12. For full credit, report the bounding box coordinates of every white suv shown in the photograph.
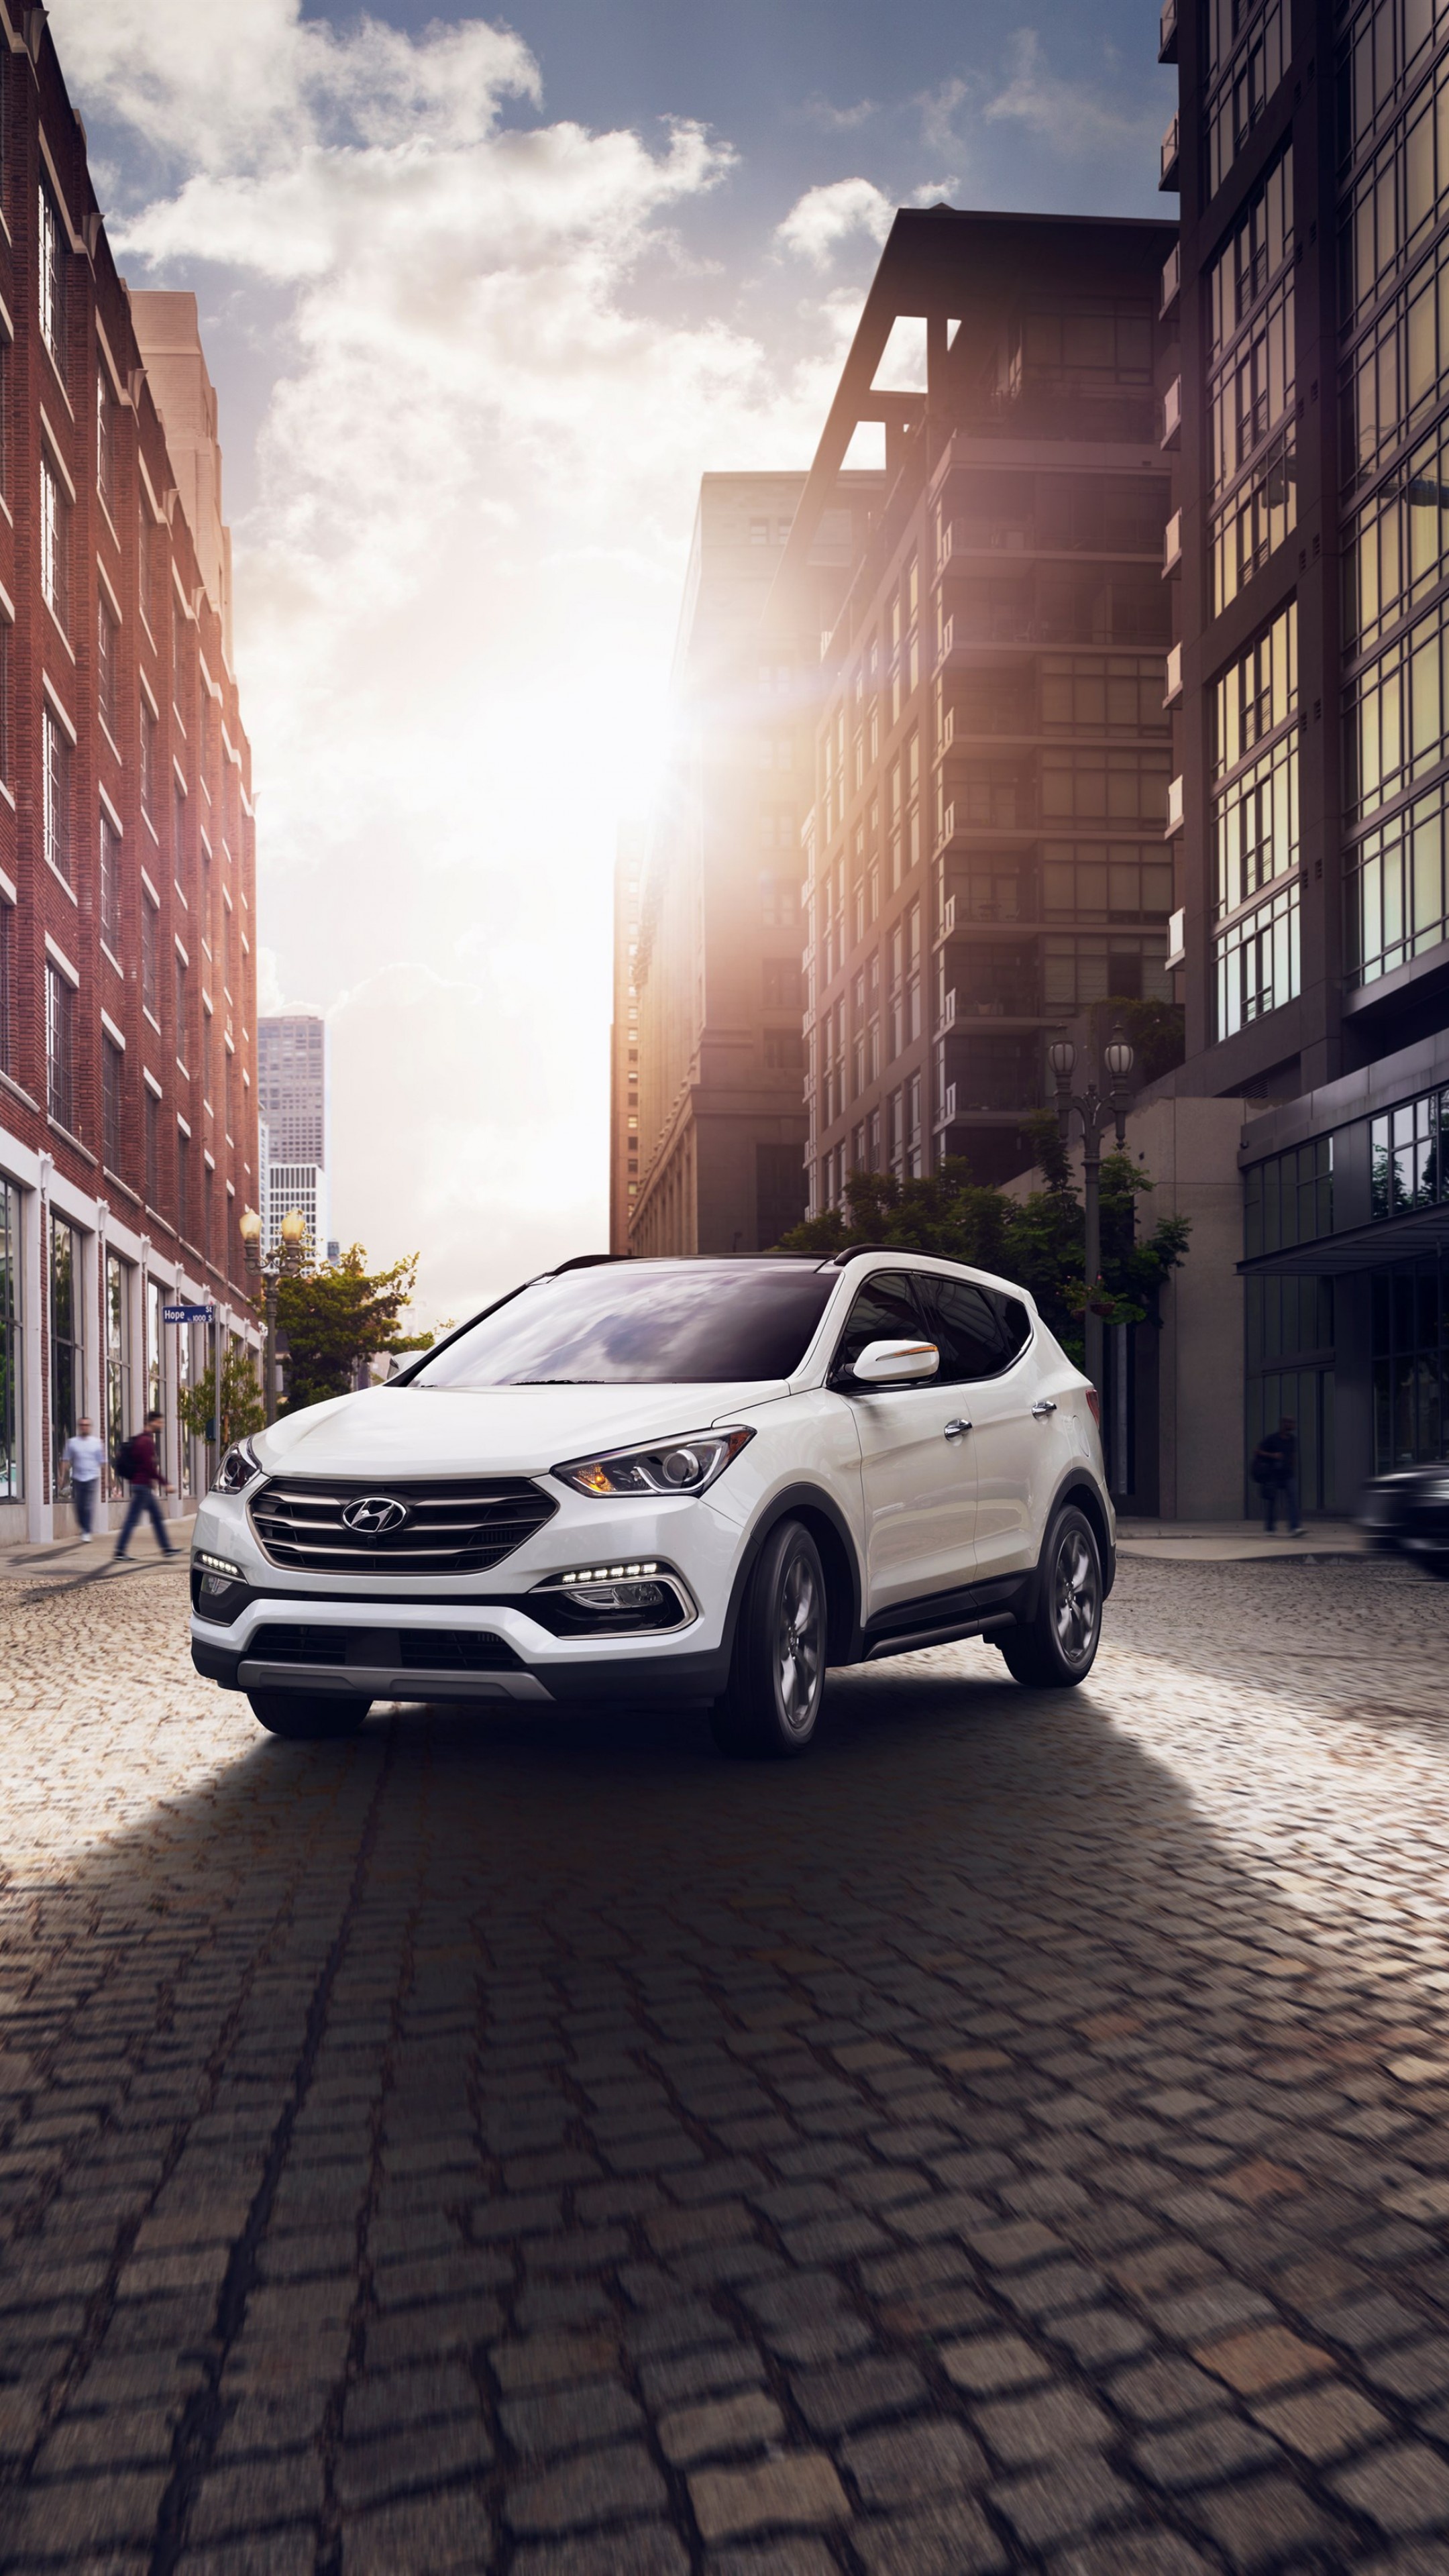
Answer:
[190,1252,1114,1758]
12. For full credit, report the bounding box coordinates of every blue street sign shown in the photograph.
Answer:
[164,1303,213,1324]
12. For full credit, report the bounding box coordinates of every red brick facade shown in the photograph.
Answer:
[0,9,258,1538]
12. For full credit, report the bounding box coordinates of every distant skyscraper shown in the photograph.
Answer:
[258,1015,330,1255]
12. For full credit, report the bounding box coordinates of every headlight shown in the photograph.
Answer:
[552,1426,754,1499]
[213,1441,262,1495]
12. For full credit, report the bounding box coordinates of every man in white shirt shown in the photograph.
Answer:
[62,1417,106,1538]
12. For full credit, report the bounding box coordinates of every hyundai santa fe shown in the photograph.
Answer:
[190,1250,1114,1758]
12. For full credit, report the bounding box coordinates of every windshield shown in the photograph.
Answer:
[408,1263,837,1388]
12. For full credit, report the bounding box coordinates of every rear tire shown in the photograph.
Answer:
[710,1519,826,1760]
[998,1505,1103,1689]
[248,1692,370,1740]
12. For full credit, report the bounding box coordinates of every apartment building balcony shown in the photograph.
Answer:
[1160,243,1181,315]
[1163,508,1182,574]
[1164,641,1183,704]
[1160,113,1179,191]
[1161,376,1182,449]
[1159,0,1178,63]
[937,991,1046,1034]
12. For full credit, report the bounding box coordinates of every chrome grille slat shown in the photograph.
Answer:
[249,1474,557,1576]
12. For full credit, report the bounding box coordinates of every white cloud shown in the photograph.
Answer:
[53,1,856,1326]
[775,176,895,269]
[983,30,1157,156]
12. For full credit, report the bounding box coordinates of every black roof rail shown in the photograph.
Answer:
[830,1243,918,1265]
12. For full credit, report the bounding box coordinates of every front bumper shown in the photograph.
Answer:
[189,1486,748,1708]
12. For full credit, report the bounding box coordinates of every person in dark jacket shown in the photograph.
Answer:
[1252,1415,1303,1536]
[113,1413,176,1560]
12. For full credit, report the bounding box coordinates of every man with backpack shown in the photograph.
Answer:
[1252,1415,1303,1536]
[113,1413,176,1560]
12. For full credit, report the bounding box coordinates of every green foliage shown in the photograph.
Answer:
[178,1342,266,1447]
[276,1245,431,1414]
[774,1134,1190,1366]
[1089,996,1185,1088]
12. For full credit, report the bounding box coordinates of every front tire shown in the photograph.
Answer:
[248,1692,370,1740]
[998,1505,1103,1688]
[710,1519,826,1760]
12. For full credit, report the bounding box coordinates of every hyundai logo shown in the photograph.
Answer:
[341,1495,411,1536]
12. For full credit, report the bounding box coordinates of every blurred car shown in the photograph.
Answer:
[1356,1466,1449,1574]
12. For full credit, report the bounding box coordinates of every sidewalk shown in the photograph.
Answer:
[1117,1516,1368,1562]
[0,1515,196,1580]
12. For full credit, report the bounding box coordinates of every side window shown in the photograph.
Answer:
[833,1272,925,1375]
[985,1289,1032,1362]
[918,1276,1008,1383]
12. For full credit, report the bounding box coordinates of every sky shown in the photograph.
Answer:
[53,0,1174,1332]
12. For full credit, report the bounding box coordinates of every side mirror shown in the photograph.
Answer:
[851,1338,940,1387]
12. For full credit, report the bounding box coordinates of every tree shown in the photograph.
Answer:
[275,1246,432,1414]
[178,1342,266,1448]
[774,1122,1189,1366]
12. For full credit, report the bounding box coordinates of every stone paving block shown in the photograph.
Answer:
[1187,2471,1346,2571]
[840,2417,988,2504]
[989,2453,1137,2549]
[790,2356,928,2435]
[1250,2377,1391,2462]
[971,2384,1113,2468]
[1049,2536,1216,2575]
[341,2479,494,2573]
[343,2365,480,2440]
[689,2451,850,2543]
[1133,2410,1283,2491]
[506,2443,668,2536]
[1332,2443,1449,2534]
[1044,2304,1152,2366]
[706,2545,841,2576]
[490,2334,619,2394]
[658,2390,784,2465]
[939,2332,1053,2396]
[335,2416,494,2511]
[501,2381,644,2459]
[852,2495,1008,2574]
[177,2537,318,2576]
[1192,2322,1334,2395]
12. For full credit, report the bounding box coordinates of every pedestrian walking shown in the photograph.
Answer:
[113,1412,176,1560]
[60,1416,105,1538]
[1251,1414,1303,1535]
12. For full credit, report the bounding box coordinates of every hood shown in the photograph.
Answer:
[252,1381,788,1479]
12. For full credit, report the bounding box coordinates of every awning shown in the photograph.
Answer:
[1238,1201,1449,1277]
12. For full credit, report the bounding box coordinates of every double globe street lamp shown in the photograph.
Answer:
[1048,1028,1136,1402]
[238,1204,308,1426]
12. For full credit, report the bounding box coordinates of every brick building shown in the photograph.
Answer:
[608,825,643,1251]
[0,10,258,1541]
[771,207,1179,1212]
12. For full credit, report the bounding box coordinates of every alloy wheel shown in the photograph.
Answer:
[775,1550,822,1735]
[1052,1525,1100,1668]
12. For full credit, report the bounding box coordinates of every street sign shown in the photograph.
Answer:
[164,1303,213,1324]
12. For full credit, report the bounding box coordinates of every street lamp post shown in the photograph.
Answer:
[238,1206,308,1427]
[1049,1029,1136,1405]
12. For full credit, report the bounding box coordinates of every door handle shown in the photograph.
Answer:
[1030,1399,1057,1418]
[943,1417,971,1439]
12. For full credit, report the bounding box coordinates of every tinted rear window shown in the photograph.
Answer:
[409,1265,837,1388]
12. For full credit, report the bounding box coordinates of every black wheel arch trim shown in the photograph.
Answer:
[720,1483,865,1671]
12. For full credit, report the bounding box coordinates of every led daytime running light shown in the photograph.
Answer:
[560,1561,660,1585]
[195,1550,245,1581]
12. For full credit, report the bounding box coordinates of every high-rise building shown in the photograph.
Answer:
[0,18,259,1540]
[608,826,643,1251]
[776,209,1178,1212]
[625,473,875,1256]
[1157,0,1449,1510]
[258,1014,329,1256]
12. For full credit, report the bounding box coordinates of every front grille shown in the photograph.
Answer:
[247,1623,521,1672]
[248,1476,557,1576]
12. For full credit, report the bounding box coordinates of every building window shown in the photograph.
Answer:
[40,451,70,634]
[1347,588,1449,825]
[1206,0,1287,197]
[97,594,118,738]
[1346,225,1449,492]
[46,963,74,1132]
[1348,774,1449,986]
[1216,878,1301,1037]
[105,1250,131,1493]
[100,810,122,957]
[0,616,9,787]
[42,707,72,884]
[38,180,66,378]
[0,1177,21,1501]
[172,596,186,710]
[140,699,157,819]
[0,898,11,1078]
[763,1030,804,1071]
[1370,1089,1449,1220]
[50,1214,80,1485]
[175,951,188,1069]
[762,959,802,1008]
[177,1128,189,1243]
[96,366,116,513]
[146,1276,164,1417]
[145,1089,160,1207]
[759,872,800,924]
[173,774,186,874]
[0,331,9,503]
[142,895,160,1022]
[1040,748,1171,824]
[1343,0,1445,180]
[103,1036,124,1173]
[1040,843,1175,920]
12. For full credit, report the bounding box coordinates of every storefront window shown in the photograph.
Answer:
[50,1216,81,1487]
[0,1179,20,1500]
[1373,1258,1449,1467]
[105,1252,131,1496]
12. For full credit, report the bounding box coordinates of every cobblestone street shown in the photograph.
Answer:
[6,1556,1449,2573]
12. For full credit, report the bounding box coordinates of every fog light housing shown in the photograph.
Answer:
[527,1562,695,1637]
